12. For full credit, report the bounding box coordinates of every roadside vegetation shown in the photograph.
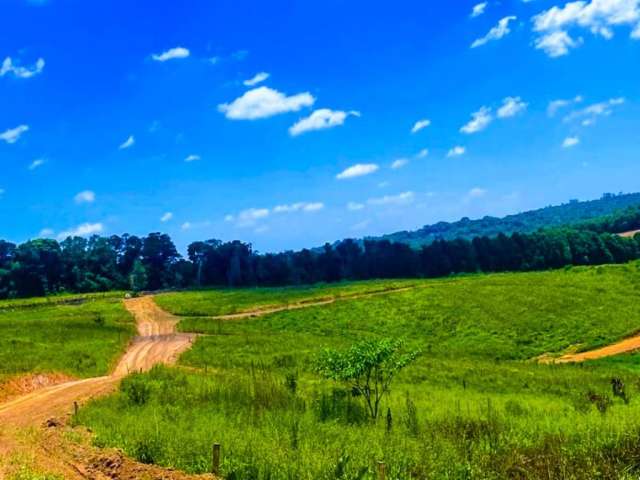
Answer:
[0,292,134,384]
[77,263,640,479]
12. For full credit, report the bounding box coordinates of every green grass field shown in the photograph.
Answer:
[0,292,135,383]
[71,262,640,478]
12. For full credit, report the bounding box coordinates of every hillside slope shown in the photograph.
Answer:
[376,192,640,248]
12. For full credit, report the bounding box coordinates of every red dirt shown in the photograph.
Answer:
[0,296,207,479]
[554,333,640,363]
[618,229,640,238]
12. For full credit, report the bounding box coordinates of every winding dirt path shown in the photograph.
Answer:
[210,285,418,320]
[554,333,640,363]
[0,297,195,427]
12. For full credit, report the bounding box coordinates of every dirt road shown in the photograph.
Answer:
[0,296,195,427]
[211,285,418,320]
[554,333,640,363]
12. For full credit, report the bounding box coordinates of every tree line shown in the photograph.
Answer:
[1,207,640,299]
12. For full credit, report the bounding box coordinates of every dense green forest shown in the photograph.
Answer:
[1,199,640,299]
[378,192,640,247]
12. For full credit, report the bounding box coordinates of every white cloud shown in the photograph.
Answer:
[562,136,580,147]
[416,148,429,158]
[289,109,360,136]
[57,222,103,239]
[468,187,488,198]
[535,30,582,56]
[28,158,45,170]
[411,119,431,133]
[532,0,640,57]
[460,107,493,134]
[0,57,45,78]
[119,135,135,150]
[160,212,173,222]
[471,2,488,17]
[74,190,96,204]
[447,146,466,157]
[391,158,409,169]
[347,201,365,211]
[39,228,54,237]
[563,97,625,124]
[181,222,192,230]
[243,72,270,86]
[0,125,29,144]
[497,96,528,118]
[152,47,190,62]
[471,16,517,48]
[233,208,270,228]
[185,154,201,162]
[368,191,415,206]
[548,95,583,116]
[273,202,324,213]
[218,86,315,120]
[336,163,379,180]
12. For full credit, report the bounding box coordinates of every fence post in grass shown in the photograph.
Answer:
[212,443,221,475]
[73,401,78,416]
[377,461,386,480]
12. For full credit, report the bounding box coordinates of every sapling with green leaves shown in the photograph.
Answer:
[315,338,420,419]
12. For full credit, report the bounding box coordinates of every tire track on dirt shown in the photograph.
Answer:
[0,296,195,426]
[209,285,420,320]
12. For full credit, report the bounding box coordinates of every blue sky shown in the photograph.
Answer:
[1,0,639,253]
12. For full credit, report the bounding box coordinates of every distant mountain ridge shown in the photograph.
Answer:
[373,192,640,248]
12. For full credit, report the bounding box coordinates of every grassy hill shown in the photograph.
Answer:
[78,262,640,479]
[376,192,640,248]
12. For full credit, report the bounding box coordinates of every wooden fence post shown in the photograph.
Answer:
[377,461,386,480]
[73,401,78,416]
[212,443,221,475]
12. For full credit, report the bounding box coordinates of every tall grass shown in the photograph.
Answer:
[78,263,640,478]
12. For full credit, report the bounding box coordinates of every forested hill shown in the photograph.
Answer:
[376,192,640,248]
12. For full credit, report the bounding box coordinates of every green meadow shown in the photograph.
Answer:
[68,262,640,478]
[0,292,134,383]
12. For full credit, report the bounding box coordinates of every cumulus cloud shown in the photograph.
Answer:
[289,109,360,136]
[368,191,415,206]
[225,208,270,228]
[119,135,135,150]
[471,2,488,17]
[0,125,29,144]
[218,86,315,120]
[243,72,270,86]
[497,96,528,118]
[447,146,466,157]
[74,190,96,204]
[532,0,640,57]
[467,187,488,198]
[562,136,580,147]
[548,95,583,116]
[160,212,173,222]
[416,148,429,158]
[411,119,431,133]
[28,158,45,170]
[391,158,409,169]
[185,154,201,162]
[347,202,365,211]
[39,228,54,237]
[471,16,517,48]
[460,107,493,134]
[336,163,379,180]
[563,97,625,124]
[273,202,324,213]
[57,222,103,240]
[152,47,190,62]
[0,57,45,78]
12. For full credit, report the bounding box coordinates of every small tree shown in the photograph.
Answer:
[315,339,420,419]
[129,259,148,292]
